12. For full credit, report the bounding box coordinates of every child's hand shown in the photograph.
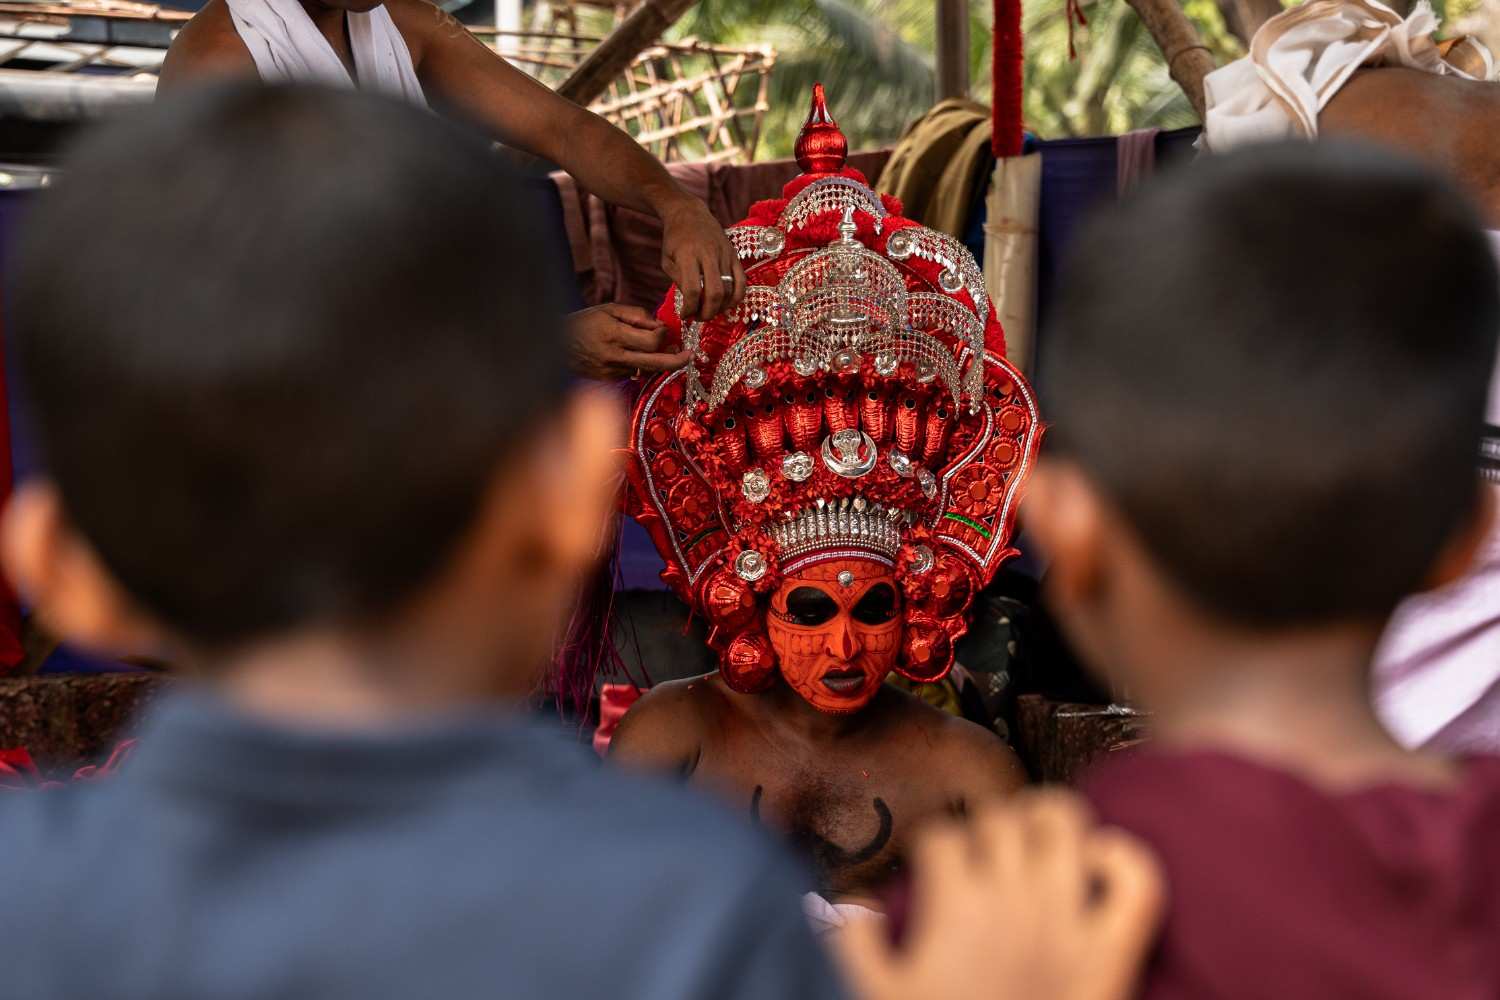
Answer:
[831,790,1165,1000]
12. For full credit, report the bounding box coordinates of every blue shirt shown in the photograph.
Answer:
[0,692,847,1000]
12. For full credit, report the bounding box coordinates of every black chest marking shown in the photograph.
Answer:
[751,784,895,890]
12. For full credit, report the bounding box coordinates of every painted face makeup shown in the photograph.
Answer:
[766,557,902,714]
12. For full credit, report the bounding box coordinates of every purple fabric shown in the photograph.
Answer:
[1116,127,1162,196]
[1087,748,1500,999]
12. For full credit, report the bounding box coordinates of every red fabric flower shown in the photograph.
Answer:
[950,464,1004,520]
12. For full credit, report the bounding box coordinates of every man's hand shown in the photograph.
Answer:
[659,196,745,322]
[832,791,1165,1000]
[568,303,691,382]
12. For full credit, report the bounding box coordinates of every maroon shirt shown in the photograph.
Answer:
[1083,749,1500,999]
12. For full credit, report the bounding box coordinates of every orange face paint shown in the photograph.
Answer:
[766,557,901,714]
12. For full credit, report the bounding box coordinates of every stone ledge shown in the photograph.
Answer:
[1014,694,1149,784]
[0,672,167,771]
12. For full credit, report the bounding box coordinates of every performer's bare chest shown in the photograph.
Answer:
[690,727,957,899]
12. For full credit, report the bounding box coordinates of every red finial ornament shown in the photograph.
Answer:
[794,83,848,174]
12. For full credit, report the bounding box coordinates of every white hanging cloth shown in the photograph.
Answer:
[225,0,427,107]
[1202,0,1492,152]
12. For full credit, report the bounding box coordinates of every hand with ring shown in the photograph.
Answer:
[657,193,746,321]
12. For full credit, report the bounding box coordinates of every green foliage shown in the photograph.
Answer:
[604,0,1253,156]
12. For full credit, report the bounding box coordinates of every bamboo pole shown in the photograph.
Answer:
[1122,0,1216,121]
[557,0,700,107]
[936,0,971,99]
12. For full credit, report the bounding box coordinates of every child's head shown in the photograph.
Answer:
[5,85,622,687]
[1026,142,1499,693]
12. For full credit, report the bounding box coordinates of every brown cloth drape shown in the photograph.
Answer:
[551,150,892,311]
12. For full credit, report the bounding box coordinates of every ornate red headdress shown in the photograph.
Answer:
[624,85,1041,693]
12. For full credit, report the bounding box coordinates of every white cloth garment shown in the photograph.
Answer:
[1202,0,1492,152]
[225,0,426,106]
[801,892,883,935]
[1370,232,1500,752]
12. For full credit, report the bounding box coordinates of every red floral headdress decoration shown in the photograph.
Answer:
[624,85,1040,693]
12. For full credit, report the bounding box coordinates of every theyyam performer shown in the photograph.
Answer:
[611,86,1037,931]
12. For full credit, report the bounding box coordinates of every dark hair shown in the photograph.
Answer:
[1043,141,1499,626]
[12,84,570,645]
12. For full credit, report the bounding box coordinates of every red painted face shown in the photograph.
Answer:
[766,558,902,714]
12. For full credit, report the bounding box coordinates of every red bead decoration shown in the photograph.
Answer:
[794,83,848,174]
[713,412,748,475]
[928,555,974,619]
[898,615,954,682]
[824,381,859,434]
[786,387,824,451]
[747,401,784,458]
[920,403,952,465]
[894,392,922,454]
[861,387,891,443]
[721,629,778,693]
[701,565,760,633]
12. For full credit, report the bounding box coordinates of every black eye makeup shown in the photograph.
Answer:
[783,586,839,626]
[851,583,899,625]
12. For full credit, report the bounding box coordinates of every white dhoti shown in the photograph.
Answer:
[225,0,426,106]
[1201,0,1493,153]
[801,892,884,936]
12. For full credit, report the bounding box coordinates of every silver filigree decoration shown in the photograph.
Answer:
[686,175,993,416]
[743,365,767,390]
[780,176,887,235]
[735,549,768,582]
[909,544,935,575]
[770,497,905,563]
[885,228,916,260]
[822,429,878,479]
[782,451,814,482]
[742,468,770,503]
[728,225,787,261]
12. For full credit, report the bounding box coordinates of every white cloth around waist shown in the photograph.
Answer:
[1202,0,1493,152]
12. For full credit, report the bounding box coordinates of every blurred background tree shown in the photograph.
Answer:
[561,0,1246,155]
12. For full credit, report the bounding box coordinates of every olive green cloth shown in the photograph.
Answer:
[875,99,993,239]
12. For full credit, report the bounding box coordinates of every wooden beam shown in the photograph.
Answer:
[557,0,701,107]
[936,0,971,99]
[1215,0,1280,45]
[1123,0,1216,121]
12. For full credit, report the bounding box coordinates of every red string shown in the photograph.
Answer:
[1066,0,1090,61]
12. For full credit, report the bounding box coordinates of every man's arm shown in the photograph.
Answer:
[608,677,710,775]
[157,0,259,91]
[387,0,744,320]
